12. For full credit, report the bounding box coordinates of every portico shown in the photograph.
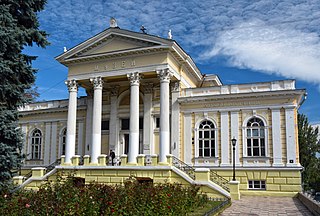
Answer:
[64,68,174,165]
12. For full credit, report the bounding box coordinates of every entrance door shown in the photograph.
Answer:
[124,134,129,155]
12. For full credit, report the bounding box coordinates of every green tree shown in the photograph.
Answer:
[0,0,48,190]
[298,113,320,191]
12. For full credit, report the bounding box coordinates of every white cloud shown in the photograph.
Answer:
[38,0,320,85]
[202,20,320,84]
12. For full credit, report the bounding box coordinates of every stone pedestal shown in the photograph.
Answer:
[195,168,210,181]
[71,155,80,166]
[120,154,128,166]
[229,180,241,200]
[151,154,158,166]
[98,154,107,166]
[137,154,145,166]
[31,167,46,178]
[13,176,24,185]
[83,155,90,166]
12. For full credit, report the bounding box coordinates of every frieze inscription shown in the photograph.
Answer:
[203,101,260,108]
[94,58,136,71]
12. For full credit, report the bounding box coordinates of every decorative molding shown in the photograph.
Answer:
[110,85,120,96]
[127,72,142,86]
[143,83,154,94]
[90,76,104,89]
[65,79,78,92]
[157,68,173,83]
[171,81,180,92]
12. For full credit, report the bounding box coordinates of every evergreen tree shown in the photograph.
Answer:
[298,113,320,191]
[0,0,48,190]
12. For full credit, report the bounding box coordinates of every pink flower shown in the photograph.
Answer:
[25,203,31,208]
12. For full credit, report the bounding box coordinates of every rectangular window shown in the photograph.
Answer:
[101,120,109,130]
[248,180,266,190]
[121,119,130,130]
[155,117,160,128]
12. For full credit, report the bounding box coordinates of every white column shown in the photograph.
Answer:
[65,79,78,164]
[50,122,57,163]
[230,111,240,165]
[171,82,180,158]
[184,113,192,164]
[109,86,119,154]
[220,111,230,166]
[157,69,173,164]
[272,109,284,166]
[285,108,298,166]
[127,72,141,164]
[90,76,103,164]
[143,83,153,154]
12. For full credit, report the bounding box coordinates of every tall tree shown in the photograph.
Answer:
[0,0,49,190]
[298,113,320,191]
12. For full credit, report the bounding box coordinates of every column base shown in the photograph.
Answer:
[126,162,138,166]
[158,161,169,166]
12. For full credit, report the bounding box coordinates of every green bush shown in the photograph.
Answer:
[0,175,211,215]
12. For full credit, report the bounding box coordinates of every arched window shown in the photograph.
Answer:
[31,129,42,159]
[246,117,266,156]
[198,120,215,157]
[61,128,67,156]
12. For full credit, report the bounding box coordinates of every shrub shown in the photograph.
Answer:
[0,174,211,215]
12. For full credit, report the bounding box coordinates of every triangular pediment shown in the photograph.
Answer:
[56,28,173,63]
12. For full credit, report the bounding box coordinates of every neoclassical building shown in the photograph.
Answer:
[18,20,306,198]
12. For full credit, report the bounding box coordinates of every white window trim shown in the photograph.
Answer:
[59,127,67,157]
[242,115,270,166]
[194,118,219,166]
[248,180,266,190]
[28,128,43,160]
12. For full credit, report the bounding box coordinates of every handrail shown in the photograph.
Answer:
[23,158,61,182]
[210,170,230,192]
[172,156,195,180]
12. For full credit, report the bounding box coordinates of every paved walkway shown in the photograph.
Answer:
[220,196,313,216]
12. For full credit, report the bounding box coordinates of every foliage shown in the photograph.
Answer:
[0,0,49,190]
[298,113,320,191]
[0,175,215,215]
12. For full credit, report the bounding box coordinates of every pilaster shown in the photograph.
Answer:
[230,111,240,165]
[44,122,51,165]
[285,108,297,166]
[220,111,230,166]
[50,122,57,163]
[143,83,153,154]
[272,109,284,166]
[171,81,180,158]
[184,113,192,164]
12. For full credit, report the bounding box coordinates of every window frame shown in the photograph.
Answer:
[60,127,67,156]
[243,116,268,157]
[195,118,218,158]
[248,180,266,190]
[30,128,42,160]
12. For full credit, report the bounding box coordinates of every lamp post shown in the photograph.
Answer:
[231,138,237,181]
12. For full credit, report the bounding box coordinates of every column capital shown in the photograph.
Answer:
[127,72,141,86]
[157,68,173,83]
[65,79,78,92]
[90,76,104,89]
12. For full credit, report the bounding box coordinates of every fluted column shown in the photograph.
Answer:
[157,69,173,164]
[90,76,103,164]
[65,79,78,164]
[127,72,141,164]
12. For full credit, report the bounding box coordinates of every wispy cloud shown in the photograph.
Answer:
[39,0,320,86]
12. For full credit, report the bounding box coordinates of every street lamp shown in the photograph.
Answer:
[231,138,237,181]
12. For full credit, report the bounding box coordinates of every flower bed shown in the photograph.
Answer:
[0,175,222,215]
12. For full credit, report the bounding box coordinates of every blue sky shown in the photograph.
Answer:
[25,0,320,124]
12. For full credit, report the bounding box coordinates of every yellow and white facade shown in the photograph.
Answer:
[18,21,306,198]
